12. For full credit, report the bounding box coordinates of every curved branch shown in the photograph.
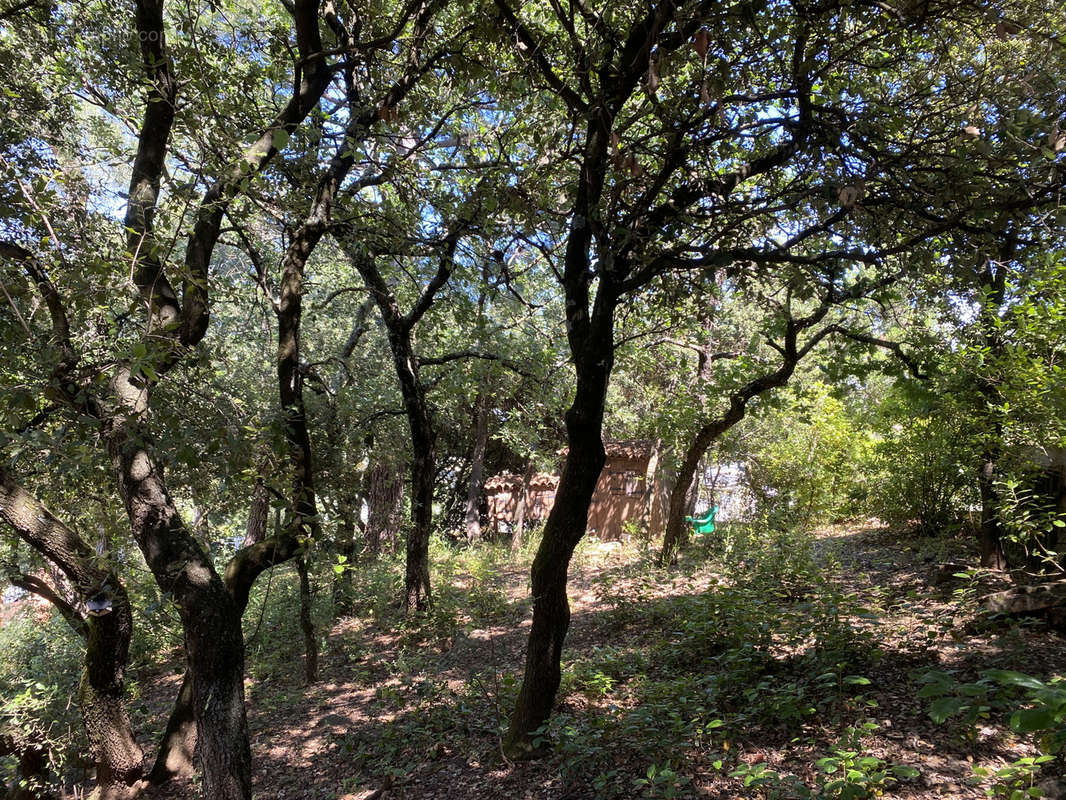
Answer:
[6,571,87,638]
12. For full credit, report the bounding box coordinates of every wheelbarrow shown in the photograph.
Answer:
[685,506,719,536]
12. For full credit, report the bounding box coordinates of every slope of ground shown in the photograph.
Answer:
[139,524,1066,800]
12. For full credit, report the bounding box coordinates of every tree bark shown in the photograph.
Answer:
[407,424,435,612]
[503,92,617,755]
[511,460,534,555]
[242,479,269,548]
[465,393,490,544]
[503,344,613,755]
[148,671,195,784]
[102,382,251,800]
[365,462,403,557]
[0,468,144,797]
[296,553,318,683]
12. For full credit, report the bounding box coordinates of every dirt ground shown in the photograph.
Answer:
[137,526,1066,800]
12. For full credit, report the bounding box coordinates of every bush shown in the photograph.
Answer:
[741,383,874,530]
[865,412,977,535]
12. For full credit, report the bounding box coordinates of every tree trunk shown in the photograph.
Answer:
[365,462,403,557]
[0,469,144,797]
[152,500,300,787]
[660,433,711,564]
[242,479,269,548]
[503,382,610,756]
[406,438,435,612]
[383,324,436,613]
[511,460,534,555]
[79,586,144,798]
[296,553,318,682]
[658,316,826,566]
[978,454,1009,570]
[148,671,195,783]
[465,393,490,544]
[504,106,616,755]
[333,501,358,615]
[345,229,469,612]
[103,384,251,800]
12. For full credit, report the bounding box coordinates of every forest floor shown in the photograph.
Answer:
[138,524,1066,800]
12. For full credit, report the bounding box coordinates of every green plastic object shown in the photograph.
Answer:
[685,506,719,535]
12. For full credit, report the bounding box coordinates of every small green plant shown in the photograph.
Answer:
[631,762,692,798]
[815,724,919,799]
[971,755,1056,799]
[915,669,997,750]
[984,670,1066,754]
[921,668,1066,797]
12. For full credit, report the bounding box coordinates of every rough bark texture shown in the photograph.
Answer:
[148,671,195,783]
[243,479,269,548]
[102,376,251,800]
[406,420,436,613]
[503,341,612,754]
[296,554,319,683]
[365,462,404,556]
[465,393,490,543]
[0,468,144,796]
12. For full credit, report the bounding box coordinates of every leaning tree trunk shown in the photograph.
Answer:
[103,381,251,800]
[660,432,712,564]
[0,469,144,797]
[503,104,618,755]
[659,318,821,566]
[503,368,611,755]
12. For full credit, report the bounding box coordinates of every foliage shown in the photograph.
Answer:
[740,382,875,529]
[864,390,979,536]
[920,667,1066,797]
[0,610,84,788]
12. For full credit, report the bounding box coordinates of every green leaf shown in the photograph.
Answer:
[985,670,1047,691]
[891,765,920,779]
[928,697,966,724]
[1009,708,1055,734]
